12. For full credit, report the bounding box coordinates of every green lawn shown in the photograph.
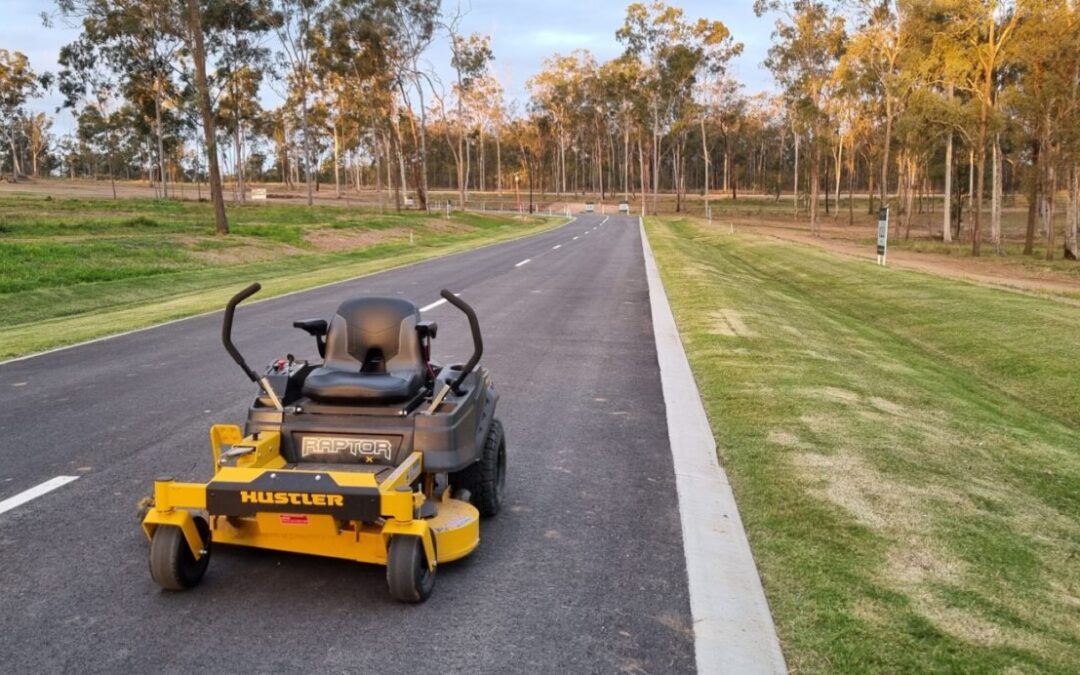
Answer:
[0,194,557,358]
[646,217,1079,673]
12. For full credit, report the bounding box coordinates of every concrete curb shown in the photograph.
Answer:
[639,217,787,674]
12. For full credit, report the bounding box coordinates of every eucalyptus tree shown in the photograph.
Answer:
[1009,0,1080,260]
[207,0,273,203]
[57,0,184,197]
[0,50,47,182]
[928,0,1024,256]
[528,52,585,197]
[448,31,493,203]
[757,0,846,236]
[618,1,742,215]
[57,37,124,196]
[269,0,327,206]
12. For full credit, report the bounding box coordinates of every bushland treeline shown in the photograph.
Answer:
[1,1,1077,258]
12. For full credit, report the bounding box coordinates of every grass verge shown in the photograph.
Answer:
[0,194,559,359]
[646,216,1079,673]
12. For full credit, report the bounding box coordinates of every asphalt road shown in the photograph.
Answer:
[0,214,695,673]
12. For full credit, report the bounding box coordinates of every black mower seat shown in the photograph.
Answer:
[302,297,426,404]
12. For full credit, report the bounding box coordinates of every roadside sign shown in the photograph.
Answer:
[876,206,889,266]
[585,202,595,213]
[250,188,267,201]
[404,197,415,208]
[618,201,630,213]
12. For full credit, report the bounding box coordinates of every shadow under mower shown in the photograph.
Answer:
[141,284,506,603]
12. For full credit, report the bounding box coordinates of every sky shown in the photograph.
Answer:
[3,0,779,135]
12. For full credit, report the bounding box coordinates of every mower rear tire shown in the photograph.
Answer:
[451,418,506,517]
[149,516,211,591]
[387,535,435,603]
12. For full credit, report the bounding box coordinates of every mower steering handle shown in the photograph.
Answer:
[223,282,261,382]
[440,289,483,392]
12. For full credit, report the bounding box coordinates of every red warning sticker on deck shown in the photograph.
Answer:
[279,515,309,525]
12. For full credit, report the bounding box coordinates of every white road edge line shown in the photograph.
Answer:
[552,244,562,250]
[419,292,462,313]
[639,217,787,675]
[419,298,447,312]
[0,476,80,516]
[514,258,532,268]
[0,216,583,368]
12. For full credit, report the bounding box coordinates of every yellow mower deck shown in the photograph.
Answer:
[141,425,479,572]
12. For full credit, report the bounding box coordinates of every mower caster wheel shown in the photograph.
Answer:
[387,535,435,603]
[451,418,506,517]
[149,516,211,591]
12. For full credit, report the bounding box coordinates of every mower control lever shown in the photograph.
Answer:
[439,289,483,394]
[222,282,284,412]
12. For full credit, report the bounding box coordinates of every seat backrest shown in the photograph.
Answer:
[323,297,424,377]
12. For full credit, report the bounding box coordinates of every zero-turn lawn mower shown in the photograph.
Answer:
[141,284,506,602]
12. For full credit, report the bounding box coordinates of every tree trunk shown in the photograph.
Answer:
[7,135,19,182]
[847,140,855,225]
[410,74,430,210]
[186,0,228,234]
[333,121,341,199]
[700,116,709,210]
[834,135,843,213]
[652,109,660,216]
[154,83,168,199]
[810,140,820,236]
[824,151,831,216]
[234,115,244,204]
[1042,156,1057,261]
[943,129,954,242]
[389,112,406,211]
[881,99,893,205]
[1065,163,1079,260]
[971,144,980,255]
[300,75,314,206]
[903,156,916,240]
[638,133,647,216]
[793,132,800,218]
[496,131,502,196]
[868,161,875,215]
[1024,140,1040,255]
[991,134,1003,254]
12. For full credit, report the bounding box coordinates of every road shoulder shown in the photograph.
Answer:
[640,217,787,674]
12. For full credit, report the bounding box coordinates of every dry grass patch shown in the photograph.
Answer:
[304,226,409,251]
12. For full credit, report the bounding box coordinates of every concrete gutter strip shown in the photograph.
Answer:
[640,217,788,675]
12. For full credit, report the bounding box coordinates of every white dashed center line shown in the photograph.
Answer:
[552,244,562,250]
[0,476,80,516]
[573,236,579,240]
[515,258,532,268]
[420,298,447,312]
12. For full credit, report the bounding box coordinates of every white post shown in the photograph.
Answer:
[876,206,889,266]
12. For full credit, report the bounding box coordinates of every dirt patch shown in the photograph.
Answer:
[304,227,408,251]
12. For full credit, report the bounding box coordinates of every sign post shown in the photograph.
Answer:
[876,206,889,266]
